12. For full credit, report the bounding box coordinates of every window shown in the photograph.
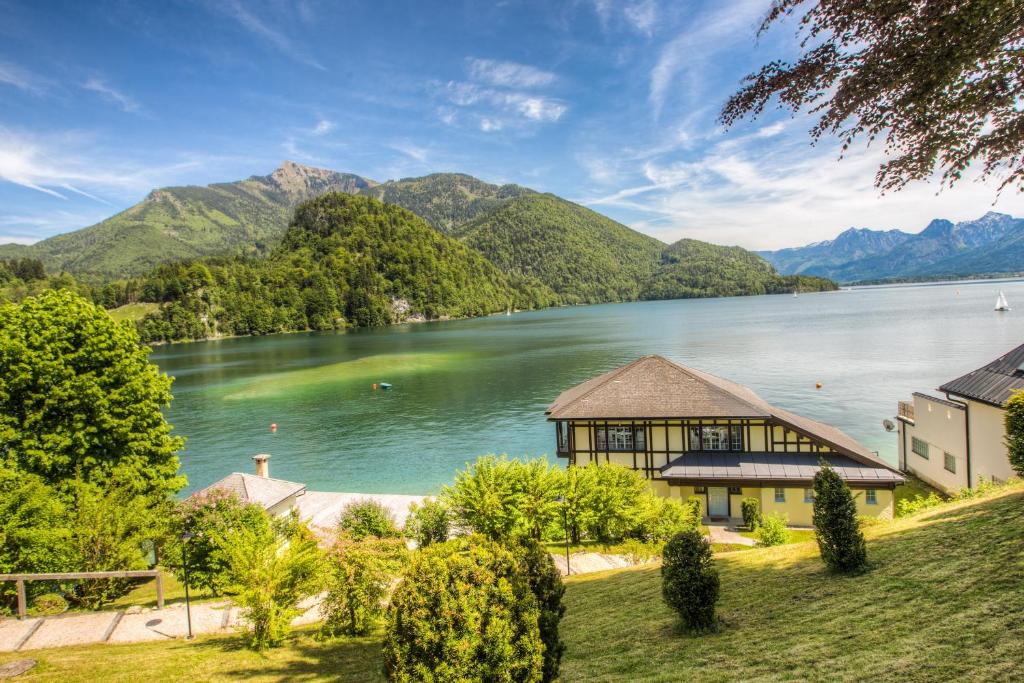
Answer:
[694,486,707,494]
[688,425,744,451]
[944,452,956,474]
[728,486,742,495]
[865,489,877,505]
[774,488,786,503]
[596,426,645,451]
[911,437,929,459]
[556,422,569,452]
[804,488,814,503]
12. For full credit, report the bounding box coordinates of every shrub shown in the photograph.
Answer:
[687,496,703,519]
[740,497,762,530]
[518,540,566,683]
[320,535,407,639]
[755,513,790,547]
[632,494,701,542]
[661,529,720,631]
[222,512,323,650]
[338,499,400,540]
[616,538,664,564]
[895,491,944,517]
[812,462,867,574]
[441,455,525,541]
[404,498,449,547]
[1005,390,1024,477]
[29,592,68,616]
[383,537,543,681]
[581,464,647,543]
[165,489,267,596]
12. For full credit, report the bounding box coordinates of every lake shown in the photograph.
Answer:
[152,279,1024,495]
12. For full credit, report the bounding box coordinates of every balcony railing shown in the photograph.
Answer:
[898,401,915,421]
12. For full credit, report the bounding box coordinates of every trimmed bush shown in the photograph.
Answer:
[1006,390,1024,477]
[741,497,762,530]
[755,513,790,547]
[812,462,867,574]
[29,592,68,616]
[320,535,407,638]
[383,537,543,681]
[404,498,449,547]
[519,540,566,683]
[632,493,701,542]
[661,529,720,631]
[338,499,400,540]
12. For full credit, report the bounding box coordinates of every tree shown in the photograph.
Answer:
[320,534,407,638]
[721,1,1024,193]
[1005,389,1024,477]
[442,455,524,541]
[337,499,400,540]
[812,462,868,574]
[518,540,566,683]
[221,512,323,650]
[404,498,450,547]
[581,463,647,543]
[661,529,720,631]
[383,538,544,682]
[511,458,563,540]
[741,497,762,530]
[0,290,185,496]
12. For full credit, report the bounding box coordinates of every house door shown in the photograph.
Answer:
[708,487,729,517]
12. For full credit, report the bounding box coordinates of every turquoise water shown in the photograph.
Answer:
[152,280,1024,495]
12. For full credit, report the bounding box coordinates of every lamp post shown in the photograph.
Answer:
[555,496,570,576]
[180,530,194,640]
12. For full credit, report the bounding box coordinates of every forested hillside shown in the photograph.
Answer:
[456,193,666,303]
[134,194,554,342]
[641,239,836,300]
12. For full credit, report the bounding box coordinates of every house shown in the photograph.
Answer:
[190,454,306,517]
[546,355,903,525]
[897,342,1023,494]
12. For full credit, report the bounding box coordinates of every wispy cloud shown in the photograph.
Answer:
[0,61,49,95]
[440,80,567,132]
[82,77,140,113]
[310,119,335,136]
[390,141,429,163]
[623,0,657,36]
[466,58,556,88]
[215,0,325,70]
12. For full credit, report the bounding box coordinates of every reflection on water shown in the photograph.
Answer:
[152,279,1024,495]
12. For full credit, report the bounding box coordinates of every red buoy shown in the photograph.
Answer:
[270,423,278,433]
[372,383,377,390]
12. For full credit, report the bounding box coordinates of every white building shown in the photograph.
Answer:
[190,453,306,517]
[897,343,1023,494]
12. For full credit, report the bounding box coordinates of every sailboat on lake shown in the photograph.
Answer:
[995,291,1011,312]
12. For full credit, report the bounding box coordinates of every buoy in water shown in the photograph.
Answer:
[270,423,278,433]
[372,383,377,390]
[815,382,823,389]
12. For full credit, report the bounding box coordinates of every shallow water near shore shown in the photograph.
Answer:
[153,279,1024,495]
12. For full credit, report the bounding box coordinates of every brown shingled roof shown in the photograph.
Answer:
[547,355,898,473]
[191,473,306,511]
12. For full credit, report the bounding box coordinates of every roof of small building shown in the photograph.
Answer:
[191,473,306,511]
[547,355,897,472]
[660,451,904,486]
[938,342,1024,407]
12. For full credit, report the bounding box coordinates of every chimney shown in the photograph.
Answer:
[253,453,270,478]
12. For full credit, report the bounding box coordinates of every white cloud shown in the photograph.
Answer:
[311,119,335,136]
[440,81,567,129]
[391,141,429,162]
[480,118,503,133]
[0,62,48,95]
[624,0,657,36]
[467,58,557,88]
[215,0,325,70]
[82,77,140,113]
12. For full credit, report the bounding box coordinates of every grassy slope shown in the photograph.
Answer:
[4,485,1021,682]
[106,302,160,324]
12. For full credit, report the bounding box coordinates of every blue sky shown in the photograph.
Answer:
[2,0,1023,250]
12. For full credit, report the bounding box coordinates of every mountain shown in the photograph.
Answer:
[760,212,1024,283]
[1,161,376,276]
[135,193,549,342]
[454,193,665,304]
[641,239,836,300]
[364,173,534,233]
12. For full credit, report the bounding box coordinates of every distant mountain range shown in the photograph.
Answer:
[0,161,834,340]
[759,212,1024,283]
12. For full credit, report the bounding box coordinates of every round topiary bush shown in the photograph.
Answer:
[661,528,720,631]
[29,592,68,616]
[384,537,544,681]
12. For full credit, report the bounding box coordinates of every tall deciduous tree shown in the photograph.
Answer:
[721,1,1024,193]
[0,289,185,495]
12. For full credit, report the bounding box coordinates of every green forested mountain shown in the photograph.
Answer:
[641,239,836,300]
[365,173,534,233]
[2,162,377,277]
[134,194,555,342]
[455,194,666,304]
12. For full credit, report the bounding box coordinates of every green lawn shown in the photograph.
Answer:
[107,302,159,324]
[4,483,1021,682]
[737,528,817,544]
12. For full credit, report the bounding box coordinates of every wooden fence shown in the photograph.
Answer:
[0,570,164,618]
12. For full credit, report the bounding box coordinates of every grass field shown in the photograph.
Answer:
[3,483,1021,682]
[107,302,160,323]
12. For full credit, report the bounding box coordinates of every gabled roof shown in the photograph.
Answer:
[547,355,896,472]
[661,451,904,486]
[191,473,306,511]
[939,342,1024,407]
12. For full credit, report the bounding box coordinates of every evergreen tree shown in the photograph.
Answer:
[661,528,720,630]
[812,461,868,574]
